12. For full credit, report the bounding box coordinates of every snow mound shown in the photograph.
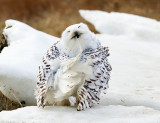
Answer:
[0,20,59,105]
[0,105,160,123]
[79,10,160,42]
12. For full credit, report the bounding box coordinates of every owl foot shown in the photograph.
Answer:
[69,96,76,106]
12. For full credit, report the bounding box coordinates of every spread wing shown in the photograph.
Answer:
[77,46,112,111]
[35,41,60,107]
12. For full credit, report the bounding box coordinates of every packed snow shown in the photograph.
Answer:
[1,106,160,123]
[1,10,160,122]
[79,10,160,42]
[0,20,59,105]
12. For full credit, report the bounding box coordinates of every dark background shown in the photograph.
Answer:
[0,0,160,37]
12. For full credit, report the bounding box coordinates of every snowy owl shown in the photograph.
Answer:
[35,23,112,111]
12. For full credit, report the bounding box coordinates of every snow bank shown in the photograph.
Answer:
[79,10,160,42]
[1,105,160,123]
[0,20,59,105]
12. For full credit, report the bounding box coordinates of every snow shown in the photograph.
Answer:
[79,10,160,42]
[1,106,160,123]
[0,20,59,105]
[98,34,160,110]
[1,10,160,122]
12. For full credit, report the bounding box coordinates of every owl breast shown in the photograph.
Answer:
[48,53,93,104]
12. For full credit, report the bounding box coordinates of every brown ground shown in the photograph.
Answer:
[0,0,160,111]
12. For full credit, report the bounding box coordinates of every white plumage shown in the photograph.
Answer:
[35,23,112,111]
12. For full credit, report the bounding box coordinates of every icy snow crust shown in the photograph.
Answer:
[1,10,160,122]
[0,20,59,105]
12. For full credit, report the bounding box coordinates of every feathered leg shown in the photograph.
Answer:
[35,82,47,108]
[77,87,93,111]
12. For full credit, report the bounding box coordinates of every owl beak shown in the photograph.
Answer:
[74,31,80,38]
[71,31,81,39]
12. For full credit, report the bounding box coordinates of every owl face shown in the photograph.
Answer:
[61,23,92,43]
[61,23,98,56]
[63,23,89,36]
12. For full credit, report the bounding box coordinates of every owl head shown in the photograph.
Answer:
[61,23,99,56]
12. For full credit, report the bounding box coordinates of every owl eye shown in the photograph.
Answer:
[78,25,81,28]
[67,30,70,33]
